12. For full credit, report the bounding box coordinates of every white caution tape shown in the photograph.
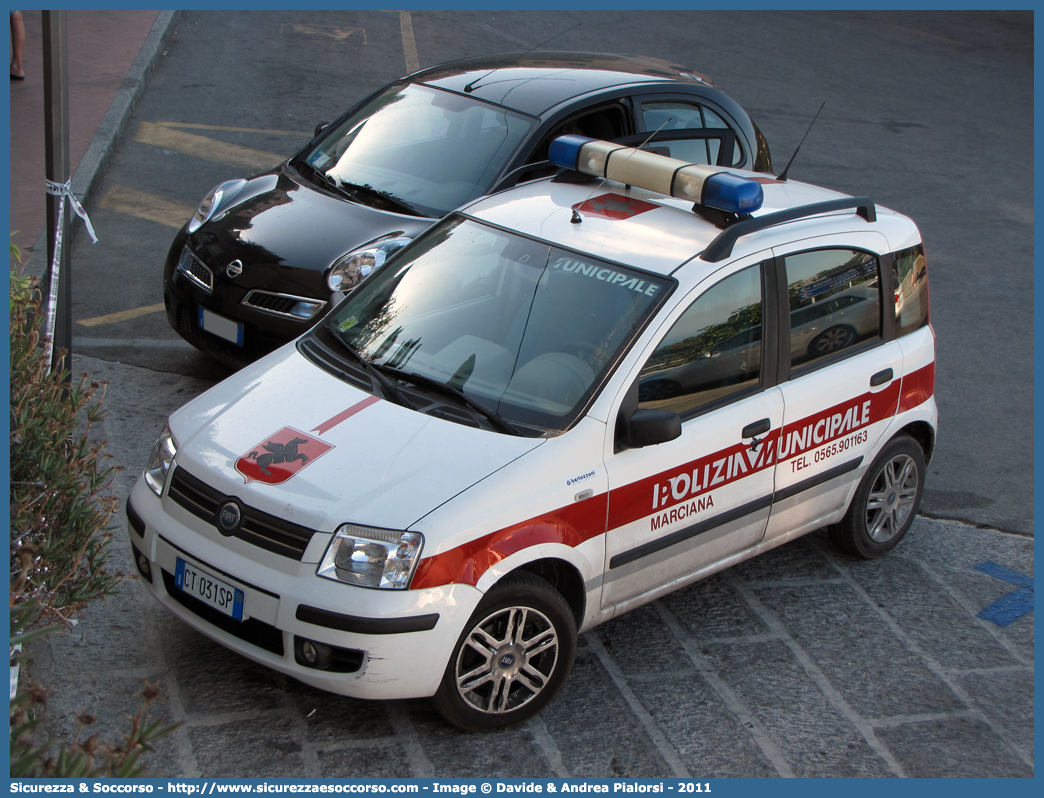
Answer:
[42,179,98,372]
[45,179,98,243]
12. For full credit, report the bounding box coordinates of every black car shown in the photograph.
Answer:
[164,52,773,367]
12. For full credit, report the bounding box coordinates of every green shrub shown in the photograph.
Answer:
[10,270,178,776]
[10,271,121,628]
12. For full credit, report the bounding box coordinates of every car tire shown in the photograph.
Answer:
[832,434,925,559]
[432,572,577,732]
[809,325,856,357]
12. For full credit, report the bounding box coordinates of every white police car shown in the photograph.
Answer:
[128,136,936,731]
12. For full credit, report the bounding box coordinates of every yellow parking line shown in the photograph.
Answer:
[135,121,284,173]
[78,303,166,328]
[399,11,420,74]
[281,22,368,44]
[99,185,193,229]
[160,121,310,138]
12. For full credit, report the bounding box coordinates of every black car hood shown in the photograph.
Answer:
[189,167,433,293]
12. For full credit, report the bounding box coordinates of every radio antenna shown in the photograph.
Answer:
[777,102,825,182]
[465,23,582,93]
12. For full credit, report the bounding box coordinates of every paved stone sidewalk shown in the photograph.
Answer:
[28,355,1033,778]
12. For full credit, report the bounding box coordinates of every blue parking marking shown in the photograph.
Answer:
[974,562,1033,626]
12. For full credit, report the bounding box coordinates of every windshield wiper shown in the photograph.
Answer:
[296,158,353,197]
[374,365,522,436]
[338,181,422,217]
[322,330,415,410]
[296,159,422,216]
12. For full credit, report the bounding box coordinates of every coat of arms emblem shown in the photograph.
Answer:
[235,426,333,485]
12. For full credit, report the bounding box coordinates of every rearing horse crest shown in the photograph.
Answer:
[248,437,310,475]
[235,427,333,485]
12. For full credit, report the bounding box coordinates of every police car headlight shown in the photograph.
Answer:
[317,525,423,590]
[327,235,412,292]
[144,423,177,496]
[187,179,247,233]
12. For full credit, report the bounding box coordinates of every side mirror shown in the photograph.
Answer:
[623,408,681,449]
[313,121,330,138]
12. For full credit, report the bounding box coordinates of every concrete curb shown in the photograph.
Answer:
[26,10,181,279]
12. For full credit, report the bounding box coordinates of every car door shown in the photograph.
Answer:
[601,255,784,613]
[764,234,905,544]
[503,101,638,189]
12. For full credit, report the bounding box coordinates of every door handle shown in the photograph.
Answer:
[870,368,893,387]
[742,418,771,439]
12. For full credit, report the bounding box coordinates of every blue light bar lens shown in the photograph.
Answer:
[548,135,594,171]
[702,173,764,214]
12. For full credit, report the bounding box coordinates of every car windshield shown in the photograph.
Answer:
[300,83,536,218]
[324,218,673,433]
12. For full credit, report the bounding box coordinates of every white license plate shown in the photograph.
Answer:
[174,557,245,621]
[198,307,243,346]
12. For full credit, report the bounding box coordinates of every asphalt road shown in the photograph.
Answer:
[35,10,1033,779]
[66,10,1033,536]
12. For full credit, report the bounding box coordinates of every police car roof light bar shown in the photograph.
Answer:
[700,197,877,263]
[548,135,764,216]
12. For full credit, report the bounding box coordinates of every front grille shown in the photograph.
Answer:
[162,569,284,656]
[242,290,324,320]
[178,247,214,291]
[168,467,316,560]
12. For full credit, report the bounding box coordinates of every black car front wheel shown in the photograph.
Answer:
[433,573,576,732]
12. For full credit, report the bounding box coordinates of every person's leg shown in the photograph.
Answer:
[11,11,25,79]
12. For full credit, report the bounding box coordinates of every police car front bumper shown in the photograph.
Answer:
[126,477,481,701]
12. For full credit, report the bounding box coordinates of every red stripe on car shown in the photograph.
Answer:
[312,395,381,435]
[410,493,608,590]
[898,362,935,414]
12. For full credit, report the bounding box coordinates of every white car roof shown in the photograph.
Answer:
[462,170,917,281]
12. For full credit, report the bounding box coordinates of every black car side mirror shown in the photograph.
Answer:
[623,408,681,449]
[313,121,330,138]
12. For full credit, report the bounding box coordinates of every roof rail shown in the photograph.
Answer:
[700,197,877,263]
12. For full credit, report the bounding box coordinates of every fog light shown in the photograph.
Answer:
[131,543,153,583]
[302,641,318,664]
[288,300,323,319]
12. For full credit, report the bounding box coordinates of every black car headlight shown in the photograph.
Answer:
[144,423,177,496]
[327,235,412,292]
[317,524,423,590]
[187,179,247,233]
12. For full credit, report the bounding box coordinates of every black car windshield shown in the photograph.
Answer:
[301,84,536,218]
[324,218,672,433]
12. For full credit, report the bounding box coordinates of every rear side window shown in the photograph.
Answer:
[892,244,929,337]
[640,101,743,167]
[783,249,882,370]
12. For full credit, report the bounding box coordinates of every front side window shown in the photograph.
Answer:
[784,249,881,370]
[325,218,672,432]
[300,84,536,218]
[637,264,763,416]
